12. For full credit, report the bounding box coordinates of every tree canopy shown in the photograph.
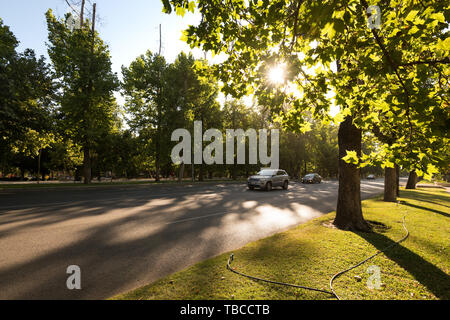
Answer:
[162,0,449,175]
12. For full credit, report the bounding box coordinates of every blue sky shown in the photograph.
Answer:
[0,0,202,76]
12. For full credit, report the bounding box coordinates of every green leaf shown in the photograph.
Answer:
[180,30,189,42]
[405,10,419,22]
[408,26,420,35]
[430,12,445,23]
[436,38,450,51]
[188,1,196,13]
[342,150,359,165]
[176,7,186,17]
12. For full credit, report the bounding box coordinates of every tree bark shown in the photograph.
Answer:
[395,164,400,197]
[232,162,237,180]
[37,149,42,185]
[406,170,418,189]
[155,136,161,182]
[178,162,185,183]
[198,163,204,181]
[83,145,91,184]
[384,166,397,202]
[333,116,370,231]
[155,84,162,182]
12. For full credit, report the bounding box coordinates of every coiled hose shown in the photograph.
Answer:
[226,215,409,300]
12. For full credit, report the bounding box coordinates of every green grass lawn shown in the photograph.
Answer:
[113,188,450,300]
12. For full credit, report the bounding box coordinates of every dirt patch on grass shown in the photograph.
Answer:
[367,220,390,233]
[321,219,338,229]
[321,219,390,233]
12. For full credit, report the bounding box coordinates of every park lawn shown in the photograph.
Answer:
[113,188,449,300]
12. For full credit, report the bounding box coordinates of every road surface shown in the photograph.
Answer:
[0,179,385,299]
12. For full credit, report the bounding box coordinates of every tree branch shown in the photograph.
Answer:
[65,0,80,16]
[399,57,450,67]
[289,0,302,51]
[360,0,414,142]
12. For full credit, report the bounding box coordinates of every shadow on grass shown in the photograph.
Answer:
[400,202,450,218]
[356,231,450,299]
[400,190,450,208]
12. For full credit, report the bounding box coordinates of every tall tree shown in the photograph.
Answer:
[151,52,222,181]
[223,100,253,180]
[46,9,119,184]
[0,19,55,178]
[187,58,222,181]
[163,0,449,231]
[122,51,168,181]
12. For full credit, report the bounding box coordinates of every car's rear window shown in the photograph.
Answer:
[258,169,277,176]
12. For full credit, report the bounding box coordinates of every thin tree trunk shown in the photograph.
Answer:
[178,162,184,183]
[155,134,161,182]
[406,170,418,189]
[155,70,162,182]
[83,145,91,184]
[333,116,370,231]
[37,149,42,185]
[384,166,397,202]
[20,167,25,181]
[198,163,204,181]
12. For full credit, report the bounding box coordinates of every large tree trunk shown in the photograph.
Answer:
[406,170,418,189]
[83,145,91,184]
[384,166,397,202]
[395,164,400,197]
[333,116,370,231]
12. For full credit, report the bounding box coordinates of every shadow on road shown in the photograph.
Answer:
[0,183,341,299]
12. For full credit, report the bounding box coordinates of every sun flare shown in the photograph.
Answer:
[268,64,286,85]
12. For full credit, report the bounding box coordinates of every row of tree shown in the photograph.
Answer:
[0,12,349,184]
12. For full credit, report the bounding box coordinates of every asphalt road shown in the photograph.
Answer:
[0,179,385,299]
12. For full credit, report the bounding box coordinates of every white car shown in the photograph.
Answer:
[247,169,289,191]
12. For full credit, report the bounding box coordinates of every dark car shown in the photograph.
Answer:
[302,173,322,184]
[248,169,289,191]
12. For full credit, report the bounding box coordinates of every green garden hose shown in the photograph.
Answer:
[226,215,410,300]
[227,253,335,296]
